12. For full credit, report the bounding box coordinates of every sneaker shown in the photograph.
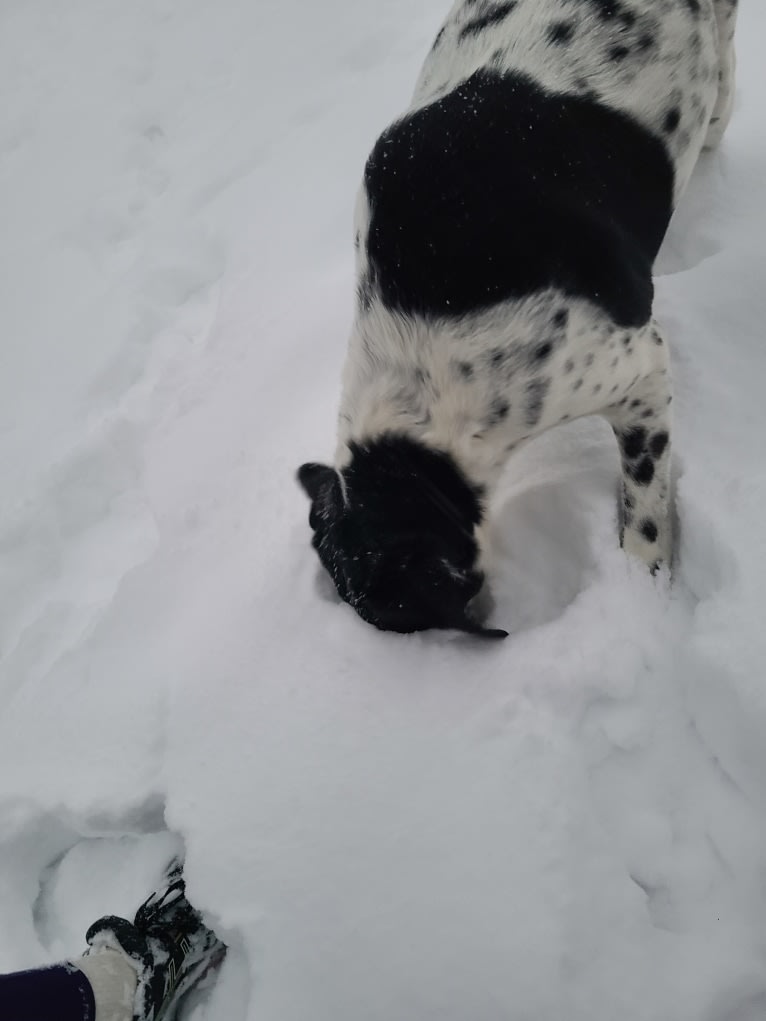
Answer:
[85,858,227,1021]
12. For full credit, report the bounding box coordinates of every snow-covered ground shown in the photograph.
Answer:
[2,1,766,1018]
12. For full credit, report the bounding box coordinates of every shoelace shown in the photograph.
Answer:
[135,876,186,933]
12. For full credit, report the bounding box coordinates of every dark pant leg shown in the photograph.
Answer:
[0,963,96,1021]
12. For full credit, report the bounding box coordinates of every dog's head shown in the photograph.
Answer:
[297,435,507,638]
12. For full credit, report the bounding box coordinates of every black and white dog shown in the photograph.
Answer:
[299,0,738,637]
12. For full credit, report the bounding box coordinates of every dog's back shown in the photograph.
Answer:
[342,1,733,471]
[354,1,723,337]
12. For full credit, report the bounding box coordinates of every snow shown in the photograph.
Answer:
[1,1,766,1018]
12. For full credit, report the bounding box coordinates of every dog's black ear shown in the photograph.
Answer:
[439,568,508,639]
[437,568,506,639]
[297,462,337,502]
[457,620,509,640]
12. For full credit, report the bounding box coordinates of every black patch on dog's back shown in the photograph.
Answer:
[364,70,674,328]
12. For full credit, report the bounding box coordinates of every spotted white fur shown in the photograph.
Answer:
[332,0,738,573]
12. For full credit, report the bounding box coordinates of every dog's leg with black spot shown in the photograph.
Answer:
[704,0,739,150]
[605,324,673,571]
